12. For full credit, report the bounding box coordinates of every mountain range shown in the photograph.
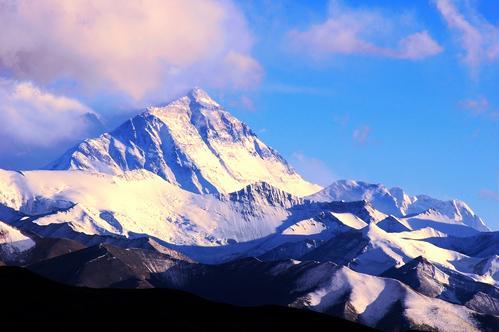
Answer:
[0,88,497,331]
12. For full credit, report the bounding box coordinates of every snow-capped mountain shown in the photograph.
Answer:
[0,221,35,263]
[47,88,320,196]
[28,247,499,331]
[382,256,499,316]
[0,87,497,331]
[0,169,304,256]
[309,180,488,231]
[0,168,496,289]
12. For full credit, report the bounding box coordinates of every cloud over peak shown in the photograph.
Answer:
[0,79,99,148]
[0,0,261,100]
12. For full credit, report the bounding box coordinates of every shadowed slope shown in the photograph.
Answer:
[0,266,372,332]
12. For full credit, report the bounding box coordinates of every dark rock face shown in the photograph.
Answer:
[28,243,190,288]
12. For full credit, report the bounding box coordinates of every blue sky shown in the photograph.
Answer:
[0,0,497,228]
[220,0,499,229]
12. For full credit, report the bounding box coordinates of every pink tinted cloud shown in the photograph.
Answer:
[480,189,499,201]
[288,1,442,60]
[0,79,98,148]
[460,96,499,122]
[434,0,499,73]
[460,96,490,115]
[0,0,261,100]
[397,31,444,60]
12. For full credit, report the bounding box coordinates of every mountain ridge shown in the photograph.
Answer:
[47,88,321,197]
[0,87,496,331]
[309,179,488,231]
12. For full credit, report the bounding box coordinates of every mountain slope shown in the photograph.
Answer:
[0,167,495,283]
[0,221,35,263]
[381,256,499,316]
[301,223,497,285]
[0,169,318,263]
[27,247,499,332]
[47,88,320,196]
[291,264,497,332]
[29,243,192,288]
[0,266,372,332]
[309,180,488,231]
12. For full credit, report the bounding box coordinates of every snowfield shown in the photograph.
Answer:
[48,88,320,197]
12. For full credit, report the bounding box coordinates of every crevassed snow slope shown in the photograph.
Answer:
[308,180,488,231]
[47,88,320,197]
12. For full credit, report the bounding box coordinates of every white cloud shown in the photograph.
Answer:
[291,152,336,186]
[434,0,499,73]
[288,0,442,60]
[0,0,261,100]
[353,125,371,144]
[0,79,98,148]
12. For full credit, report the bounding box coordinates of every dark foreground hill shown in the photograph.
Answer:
[0,266,373,332]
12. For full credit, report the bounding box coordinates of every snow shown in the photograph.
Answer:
[401,210,481,237]
[376,216,412,233]
[330,212,367,230]
[321,223,499,286]
[295,264,483,331]
[0,167,495,285]
[397,227,448,240]
[0,220,35,257]
[48,88,321,197]
[282,218,327,235]
[0,87,494,331]
[308,180,489,231]
[0,169,294,251]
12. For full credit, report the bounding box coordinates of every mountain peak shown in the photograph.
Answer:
[187,87,220,108]
[47,89,320,197]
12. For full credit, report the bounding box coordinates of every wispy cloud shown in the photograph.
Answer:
[434,0,499,74]
[0,0,262,100]
[288,0,442,60]
[480,189,499,201]
[291,152,336,186]
[0,79,100,149]
[460,96,499,122]
[239,95,256,112]
[352,125,371,144]
[333,113,350,127]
